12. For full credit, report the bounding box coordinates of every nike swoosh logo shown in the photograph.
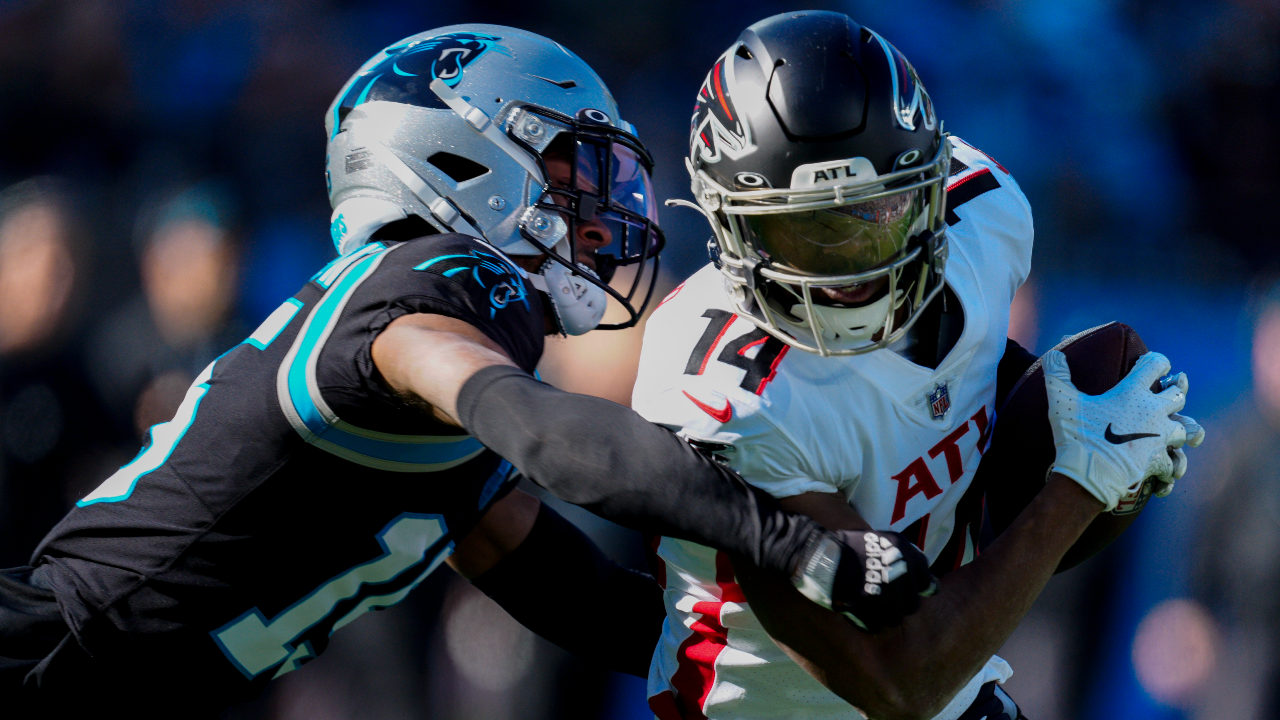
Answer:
[683,391,732,423]
[1105,424,1160,444]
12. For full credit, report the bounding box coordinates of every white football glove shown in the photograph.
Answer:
[1044,350,1190,511]
[1153,408,1206,496]
[1113,375,1208,505]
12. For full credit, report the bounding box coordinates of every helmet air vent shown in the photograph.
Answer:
[427,152,490,183]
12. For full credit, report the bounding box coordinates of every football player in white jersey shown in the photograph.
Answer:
[633,12,1204,720]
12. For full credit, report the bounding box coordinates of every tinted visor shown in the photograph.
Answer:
[539,133,663,283]
[573,141,658,218]
[742,188,924,276]
[512,104,666,329]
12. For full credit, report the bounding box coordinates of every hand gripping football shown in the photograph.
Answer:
[975,322,1157,573]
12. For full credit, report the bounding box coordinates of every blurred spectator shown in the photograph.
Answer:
[87,182,245,437]
[1191,285,1280,720]
[0,181,76,355]
[0,178,115,565]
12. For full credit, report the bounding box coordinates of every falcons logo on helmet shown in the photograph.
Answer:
[690,46,755,164]
[865,29,937,133]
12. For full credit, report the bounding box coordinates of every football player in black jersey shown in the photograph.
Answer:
[0,25,938,717]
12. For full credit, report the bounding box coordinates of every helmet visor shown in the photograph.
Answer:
[516,104,667,329]
[537,133,663,280]
[742,188,924,276]
[574,139,661,237]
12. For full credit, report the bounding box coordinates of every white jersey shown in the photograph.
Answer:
[633,137,1033,720]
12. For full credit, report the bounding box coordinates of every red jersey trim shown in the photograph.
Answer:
[751,343,789,395]
[649,550,744,719]
[947,167,993,193]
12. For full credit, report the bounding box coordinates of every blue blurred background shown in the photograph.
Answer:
[0,1,1277,718]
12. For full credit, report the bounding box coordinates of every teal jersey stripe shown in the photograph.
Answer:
[279,245,484,471]
[312,242,385,289]
[476,460,514,509]
[413,253,477,272]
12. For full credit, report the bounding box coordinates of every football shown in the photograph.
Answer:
[977,322,1153,573]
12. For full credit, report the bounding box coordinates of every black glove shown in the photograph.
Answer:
[793,529,937,633]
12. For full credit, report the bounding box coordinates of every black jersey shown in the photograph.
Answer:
[31,234,543,702]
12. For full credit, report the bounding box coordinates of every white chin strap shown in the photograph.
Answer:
[785,289,900,346]
[526,258,608,336]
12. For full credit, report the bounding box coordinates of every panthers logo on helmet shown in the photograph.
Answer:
[690,46,755,165]
[865,29,936,133]
[391,32,506,87]
[331,32,510,137]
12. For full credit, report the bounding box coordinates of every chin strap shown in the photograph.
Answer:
[524,256,608,336]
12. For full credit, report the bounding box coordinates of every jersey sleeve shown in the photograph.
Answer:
[311,234,546,430]
[946,138,1034,295]
[633,292,844,501]
[638,387,841,500]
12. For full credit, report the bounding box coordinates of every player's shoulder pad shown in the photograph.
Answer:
[375,233,537,321]
[312,233,544,373]
[948,136,1012,178]
[946,137,1030,212]
[946,137,1023,216]
[635,269,789,439]
[944,137,1033,280]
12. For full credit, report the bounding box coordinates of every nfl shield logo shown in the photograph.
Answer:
[928,383,951,420]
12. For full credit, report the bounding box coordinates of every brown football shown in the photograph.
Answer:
[976,322,1151,573]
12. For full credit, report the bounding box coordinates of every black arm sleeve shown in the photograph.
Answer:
[456,365,820,577]
[470,502,664,678]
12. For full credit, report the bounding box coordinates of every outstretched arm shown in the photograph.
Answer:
[734,477,1099,720]
[371,312,816,577]
[375,312,940,631]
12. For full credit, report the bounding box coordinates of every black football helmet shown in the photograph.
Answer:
[680,11,951,356]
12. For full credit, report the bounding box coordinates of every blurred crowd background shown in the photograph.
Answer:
[0,0,1276,718]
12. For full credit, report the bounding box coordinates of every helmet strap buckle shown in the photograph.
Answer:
[739,255,761,292]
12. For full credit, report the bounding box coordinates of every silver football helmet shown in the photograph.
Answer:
[325,25,664,334]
